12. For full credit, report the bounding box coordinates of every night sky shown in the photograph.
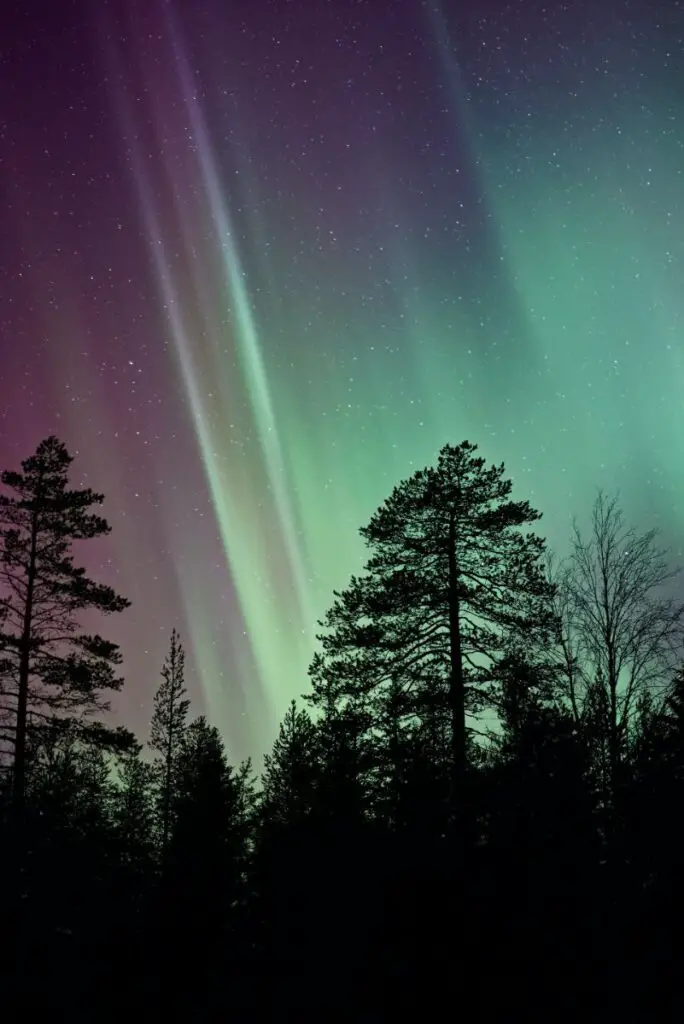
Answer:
[1,0,683,764]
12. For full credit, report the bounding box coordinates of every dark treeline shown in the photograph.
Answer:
[2,436,684,1018]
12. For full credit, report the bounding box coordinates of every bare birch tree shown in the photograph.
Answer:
[553,492,684,790]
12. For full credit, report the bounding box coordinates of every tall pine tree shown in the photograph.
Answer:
[308,440,556,822]
[0,437,130,826]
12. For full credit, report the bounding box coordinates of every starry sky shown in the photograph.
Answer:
[1,0,683,764]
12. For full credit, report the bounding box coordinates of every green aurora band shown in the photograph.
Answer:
[90,1,684,756]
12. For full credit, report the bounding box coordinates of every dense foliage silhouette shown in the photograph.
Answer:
[2,437,684,1018]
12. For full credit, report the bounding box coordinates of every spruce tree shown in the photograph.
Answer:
[21,725,116,942]
[167,716,255,993]
[113,742,156,876]
[109,743,156,958]
[479,667,597,971]
[253,703,321,960]
[0,436,130,826]
[625,666,684,945]
[261,700,320,827]
[149,628,189,860]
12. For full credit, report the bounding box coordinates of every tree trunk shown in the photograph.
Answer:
[162,717,174,866]
[608,690,619,791]
[12,504,40,830]
[447,513,466,797]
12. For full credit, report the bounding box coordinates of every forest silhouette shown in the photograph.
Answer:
[2,436,684,1019]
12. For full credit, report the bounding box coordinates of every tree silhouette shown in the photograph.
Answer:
[162,716,255,1006]
[112,741,156,883]
[15,723,116,978]
[106,742,157,1004]
[308,441,555,827]
[5,432,684,1010]
[0,437,130,829]
[553,492,684,796]
[170,717,253,894]
[149,628,189,862]
[260,699,320,827]
[621,665,684,959]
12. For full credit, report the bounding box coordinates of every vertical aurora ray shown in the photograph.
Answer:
[167,15,313,631]
[104,9,314,737]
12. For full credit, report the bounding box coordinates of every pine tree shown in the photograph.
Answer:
[307,440,555,817]
[479,662,597,971]
[167,716,255,997]
[109,743,156,968]
[253,703,321,962]
[0,437,130,827]
[112,742,156,876]
[149,628,189,860]
[254,699,379,980]
[261,700,320,827]
[21,724,116,940]
[172,716,238,865]
[625,665,684,945]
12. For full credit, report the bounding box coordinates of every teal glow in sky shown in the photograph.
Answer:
[1,0,682,761]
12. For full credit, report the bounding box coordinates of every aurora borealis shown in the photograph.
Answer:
[1,0,682,763]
